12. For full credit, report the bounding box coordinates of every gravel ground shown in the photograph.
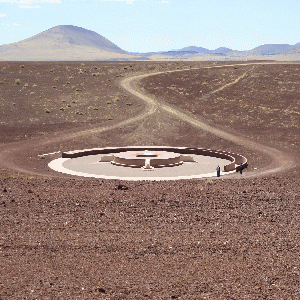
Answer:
[1,61,300,299]
[1,176,300,299]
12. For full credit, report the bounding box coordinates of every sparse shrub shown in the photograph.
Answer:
[66,81,70,84]
[60,107,65,111]
[72,100,76,103]
[92,73,100,76]
[107,79,111,82]
[32,84,37,87]
[12,103,16,106]
[54,77,59,81]
[23,83,28,88]
[126,103,132,106]
[72,86,76,89]
[62,99,66,102]
[108,117,113,120]
[75,88,82,91]
[20,65,24,68]
[2,67,6,70]
[15,79,20,85]
[49,69,53,72]
[93,107,98,110]
[30,92,35,95]
[94,66,98,69]
[67,104,71,107]
[69,76,74,79]
[274,77,279,80]
[75,111,83,115]
[44,108,50,113]
[0,81,3,84]
[53,86,57,89]
[107,101,111,104]
[39,155,45,159]
[234,66,238,69]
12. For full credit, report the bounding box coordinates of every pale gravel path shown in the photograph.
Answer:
[49,154,234,181]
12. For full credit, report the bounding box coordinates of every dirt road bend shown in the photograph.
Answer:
[121,63,296,178]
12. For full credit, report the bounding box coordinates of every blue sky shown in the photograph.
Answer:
[1,0,300,52]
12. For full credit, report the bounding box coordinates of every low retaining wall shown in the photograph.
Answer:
[62,146,247,172]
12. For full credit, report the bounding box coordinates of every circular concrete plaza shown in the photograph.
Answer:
[49,147,240,180]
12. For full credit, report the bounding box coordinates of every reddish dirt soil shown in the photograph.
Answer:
[1,61,300,299]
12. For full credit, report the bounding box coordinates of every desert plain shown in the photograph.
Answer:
[0,61,300,299]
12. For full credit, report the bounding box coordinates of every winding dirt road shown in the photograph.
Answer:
[121,63,296,178]
[0,62,296,178]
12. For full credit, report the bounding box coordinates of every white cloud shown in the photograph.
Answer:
[100,0,135,3]
[1,22,20,26]
[0,0,61,4]
[0,13,6,17]
[19,4,41,8]
[0,0,60,8]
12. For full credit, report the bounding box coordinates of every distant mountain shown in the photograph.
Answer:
[293,42,300,48]
[246,44,295,55]
[0,25,137,61]
[1,25,300,61]
[178,46,236,55]
[26,25,126,53]
[176,43,300,57]
[211,47,235,54]
[180,46,211,53]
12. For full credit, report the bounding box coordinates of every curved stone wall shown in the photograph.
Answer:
[62,146,247,172]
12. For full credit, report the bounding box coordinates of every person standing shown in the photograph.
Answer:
[216,165,220,177]
[240,163,243,174]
